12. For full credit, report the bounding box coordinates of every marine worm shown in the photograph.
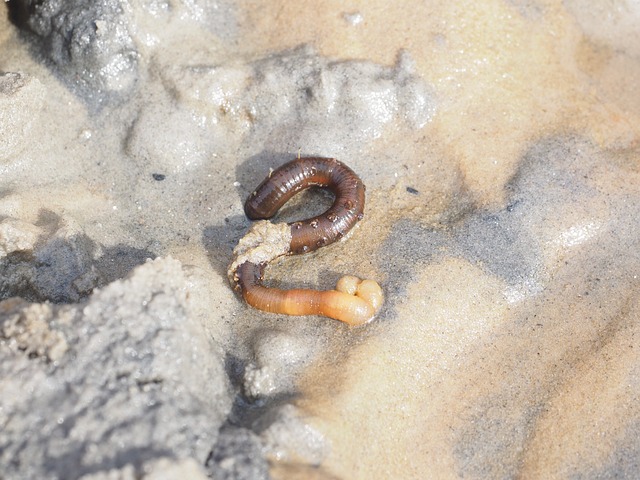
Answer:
[228,157,383,326]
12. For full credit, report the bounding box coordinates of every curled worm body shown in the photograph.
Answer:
[245,157,365,254]
[229,157,383,326]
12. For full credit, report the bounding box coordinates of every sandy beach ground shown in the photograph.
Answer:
[2,1,640,478]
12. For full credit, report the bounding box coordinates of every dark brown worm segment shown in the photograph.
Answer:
[232,157,383,326]
[244,157,365,254]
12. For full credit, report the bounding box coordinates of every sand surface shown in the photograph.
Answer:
[1,0,640,478]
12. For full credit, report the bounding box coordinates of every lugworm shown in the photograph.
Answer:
[228,157,383,326]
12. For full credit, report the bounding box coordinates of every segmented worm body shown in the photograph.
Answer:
[229,157,383,326]
[245,157,365,254]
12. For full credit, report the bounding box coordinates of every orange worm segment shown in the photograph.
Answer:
[235,262,383,326]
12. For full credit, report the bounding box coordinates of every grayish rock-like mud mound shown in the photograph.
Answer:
[0,258,231,479]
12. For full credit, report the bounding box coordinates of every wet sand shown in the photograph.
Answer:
[1,1,640,478]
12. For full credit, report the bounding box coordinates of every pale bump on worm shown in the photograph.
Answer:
[229,157,383,326]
